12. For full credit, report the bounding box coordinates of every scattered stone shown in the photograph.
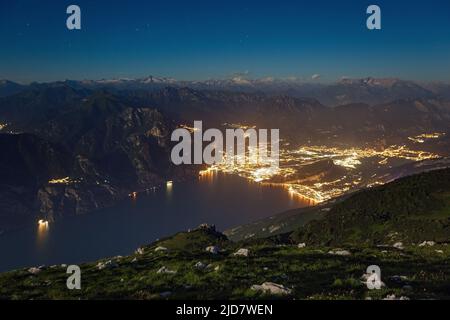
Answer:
[251,282,292,296]
[154,246,168,252]
[297,243,306,248]
[157,266,177,274]
[28,267,42,275]
[268,225,281,233]
[393,242,404,250]
[419,241,436,247]
[97,260,118,270]
[328,249,351,256]
[383,294,410,300]
[205,246,220,254]
[135,247,145,255]
[233,248,249,257]
[194,262,207,270]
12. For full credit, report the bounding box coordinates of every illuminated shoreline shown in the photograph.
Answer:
[199,141,441,203]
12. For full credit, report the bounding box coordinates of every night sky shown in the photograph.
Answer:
[1,0,449,83]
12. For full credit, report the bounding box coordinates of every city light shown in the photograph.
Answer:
[200,130,441,203]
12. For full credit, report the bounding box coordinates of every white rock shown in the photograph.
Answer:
[418,241,436,247]
[97,260,118,270]
[233,248,249,257]
[205,246,220,254]
[157,266,177,274]
[383,294,410,300]
[251,282,292,296]
[328,249,351,256]
[194,262,207,270]
[28,267,42,275]
[393,242,404,250]
[154,246,168,252]
[135,247,145,255]
[435,250,444,254]
[131,257,138,263]
[297,243,306,248]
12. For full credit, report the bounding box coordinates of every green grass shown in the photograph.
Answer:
[1,237,450,300]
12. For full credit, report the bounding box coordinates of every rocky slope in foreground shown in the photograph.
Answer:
[1,169,450,300]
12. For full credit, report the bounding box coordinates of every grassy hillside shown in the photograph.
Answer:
[291,168,450,246]
[1,227,449,300]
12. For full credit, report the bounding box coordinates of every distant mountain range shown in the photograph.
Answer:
[2,77,450,106]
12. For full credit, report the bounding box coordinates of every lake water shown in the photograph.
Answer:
[0,173,309,272]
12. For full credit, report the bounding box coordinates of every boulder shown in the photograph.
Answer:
[297,243,306,248]
[194,262,207,270]
[328,249,351,256]
[233,248,249,257]
[154,246,168,252]
[135,247,145,255]
[97,260,118,270]
[393,242,404,250]
[418,241,435,247]
[251,282,292,296]
[28,267,42,275]
[383,294,410,300]
[205,246,220,254]
[157,266,177,274]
